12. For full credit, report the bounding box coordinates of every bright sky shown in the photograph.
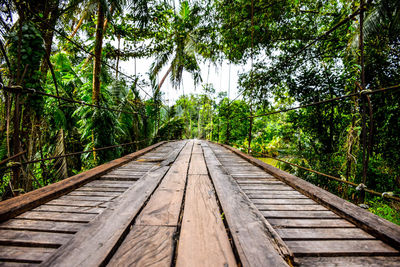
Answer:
[119,55,251,105]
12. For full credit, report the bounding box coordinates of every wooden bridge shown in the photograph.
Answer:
[0,140,399,266]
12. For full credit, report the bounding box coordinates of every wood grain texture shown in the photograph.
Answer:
[107,141,193,266]
[255,204,328,211]
[219,143,400,249]
[0,142,166,222]
[0,230,73,247]
[176,148,236,267]
[16,211,97,223]
[41,165,170,266]
[297,256,400,267]
[135,141,193,226]
[0,245,56,263]
[33,204,104,214]
[202,142,292,267]
[0,219,85,233]
[107,226,175,267]
[268,218,356,228]
[276,227,375,240]
[261,210,340,219]
[286,240,399,256]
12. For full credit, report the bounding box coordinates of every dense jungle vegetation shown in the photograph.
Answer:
[0,0,399,224]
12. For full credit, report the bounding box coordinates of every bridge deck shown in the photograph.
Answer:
[0,140,399,266]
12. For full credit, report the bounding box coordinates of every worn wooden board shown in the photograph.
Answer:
[33,204,104,214]
[261,210,340,219]
[176,154,236,267]
[248,194,308,199]
[297,256,400,267]
[276,228,375,240]
[256,204,328,211]
[239,185,294,191]
[0,142,166,222]
[16,211,97,223]
[243,189,304,195]
[202,143,292,267]
[0,219,85,233]
[83,180,134,188]
[135,141,193,226]
[45,199,107,207]
[252,199,317,205]
[75,187,125,193]
[107,226,175,267]
[286,240,399,256]
[41,165,170,266]
[0,230,73,248]
[268,218,356,228]
[67,191,121,197]
[59,195,115,202]
[219,143,400,249]
[0,245,56,263]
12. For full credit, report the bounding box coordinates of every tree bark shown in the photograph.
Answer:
[92,2,105,105]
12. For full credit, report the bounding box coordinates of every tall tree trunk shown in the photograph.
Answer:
[92,2,105,105]
[156,65,172,95]
[115,34,120,79]
[70,12,86,38]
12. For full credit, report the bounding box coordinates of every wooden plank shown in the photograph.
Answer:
[202,143,292,266]
[297,256,400,267]
[75,187,125,193]
[16,211,96,223]
[248,194,308,199]
[244,189,304,195]
[0,230,73,248]
[219,143,400,249]
[188,154,208,175]
[261,210,340,219]
[98,176,139,181]
[237,180,283,184]
[0,219,84,233]
[286,240,399,256]
[59,195,115,202]
[176,152,236,267]
[252,199,317,205]
[45,199,107,207]
[33,204,104,214]
[0,141,166,222]
[83,180,133,188]
[107,226,175,267]
[41,164,172,265]
[0,246,56,263]
[67,191,121,197]
[135,141,193,226]
[256,204,328,211]
[268,218,356,228]
[276,228,375,240]
[239,185,294,190]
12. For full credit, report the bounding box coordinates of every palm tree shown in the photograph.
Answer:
[150,1,203,95]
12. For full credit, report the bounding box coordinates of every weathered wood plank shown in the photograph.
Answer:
[107,226,175,267]
[297,256,400,267]
[0,219,85,233]
[239,185,294,190]
[286,240,399,256]
[268,218,356,228]
[83,180,133,188]
[252,199,317,205]
[244,189,304,195]
[219,143,400,249]
[41,153,176,265]
[16,211,96,223]
[0,230,73,247]
[261,210,340,219]
[107,141,193,266]
[0,246,56,263]
[135,141,193,226]
[188,154,208,175]
[67,191,121,197]
[276,228,375,240]
[248,194,308,199]
[98,176,140,181]
[176,150,236,267]
[33,204,104,214]
[45,199,107,207]
[59,195,115,202]
[0,142,166,222]
[255,204,328,211]
[75,187,125,193]
[202,142,292,267]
